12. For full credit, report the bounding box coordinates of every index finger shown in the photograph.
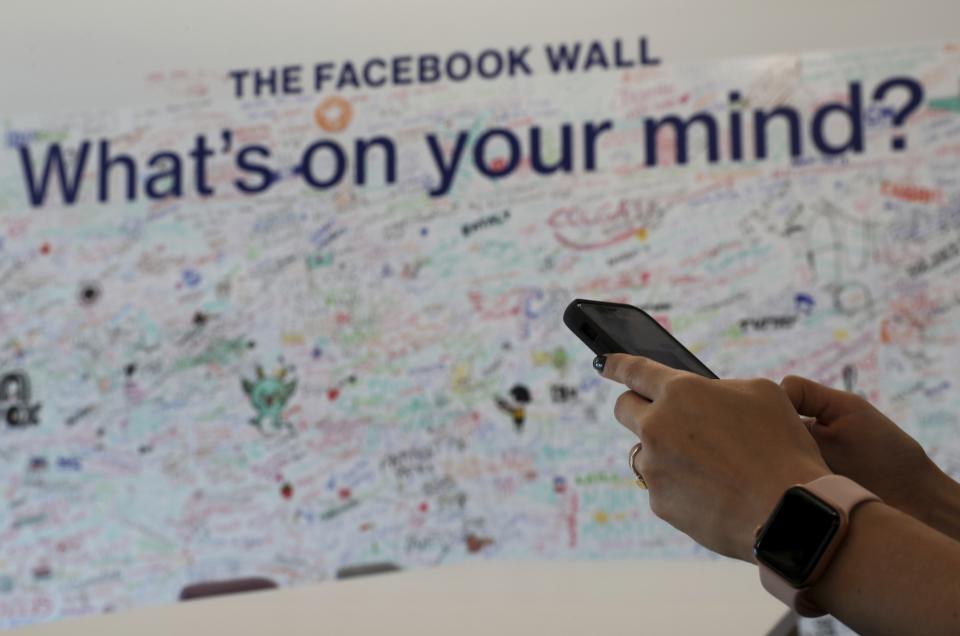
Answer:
[598,353,685,401]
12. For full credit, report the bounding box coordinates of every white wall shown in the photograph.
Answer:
[1,0,958,116]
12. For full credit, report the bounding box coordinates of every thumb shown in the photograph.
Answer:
[780,375,860,424]
[797,413,831,439]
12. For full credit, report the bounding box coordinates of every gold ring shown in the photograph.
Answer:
[629,442,647,490]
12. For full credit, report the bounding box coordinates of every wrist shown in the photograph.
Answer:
[804,499,890,607]
[755,476,882,617]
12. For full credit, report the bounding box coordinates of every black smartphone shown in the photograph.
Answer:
[563,298,718,379]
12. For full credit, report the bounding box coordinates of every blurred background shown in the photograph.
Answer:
[1,1,959,633]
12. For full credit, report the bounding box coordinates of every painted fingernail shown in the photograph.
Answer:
[592,354,606,373]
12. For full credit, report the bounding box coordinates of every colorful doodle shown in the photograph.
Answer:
[0,371,41,428]
[241,364,298,432]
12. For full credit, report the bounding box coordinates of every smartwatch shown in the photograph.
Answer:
[753,474,881,617]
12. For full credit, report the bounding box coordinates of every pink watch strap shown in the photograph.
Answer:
[804,474,881,513]
[757,475,881,617]
[758,565,823,617]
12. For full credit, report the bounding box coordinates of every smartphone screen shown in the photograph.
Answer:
[578,302,717,378]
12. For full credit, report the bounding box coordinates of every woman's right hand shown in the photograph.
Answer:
[780,375,960,542]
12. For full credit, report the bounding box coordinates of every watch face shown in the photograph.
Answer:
[754,487,842,586]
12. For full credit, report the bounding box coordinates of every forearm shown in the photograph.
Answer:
[916,468,960,543]
[807,501,960,636]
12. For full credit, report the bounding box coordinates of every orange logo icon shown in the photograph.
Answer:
[314,96,353,133]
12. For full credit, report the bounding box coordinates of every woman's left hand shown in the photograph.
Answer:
[597,353,831,562]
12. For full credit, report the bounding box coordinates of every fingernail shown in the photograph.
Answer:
[592,354,606,373]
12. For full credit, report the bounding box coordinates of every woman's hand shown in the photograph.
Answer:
[597,353,831,563]
[780,375,960,541]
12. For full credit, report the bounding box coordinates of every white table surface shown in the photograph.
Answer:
[13,559,794,636]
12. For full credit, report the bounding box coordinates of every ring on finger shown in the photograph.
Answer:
[628,442,647,490]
